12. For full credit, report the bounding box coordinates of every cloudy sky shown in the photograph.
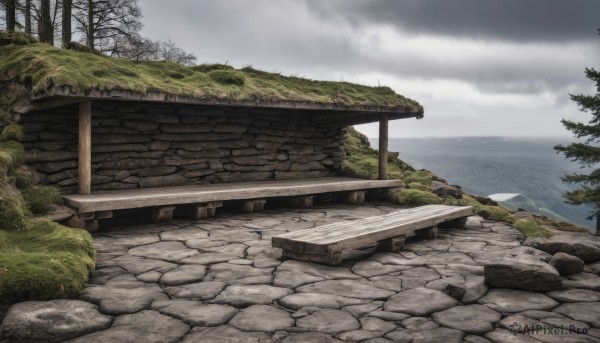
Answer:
[139,0,600,138]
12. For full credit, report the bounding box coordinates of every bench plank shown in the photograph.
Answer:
[272,205,473,255]
[63,177,403,213]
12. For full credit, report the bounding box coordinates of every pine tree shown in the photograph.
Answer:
[555,68,600,234]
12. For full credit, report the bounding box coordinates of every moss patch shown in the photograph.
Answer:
[403,170,434,186]
[0,140,25,170]
[513,218,554,238]
[0,124,24,142]
[393,189,441,206]
[341,127,412,179]
[407,182,430,191]
[0,219,95,302]
[24,185,63,214]
[0,35,421,110]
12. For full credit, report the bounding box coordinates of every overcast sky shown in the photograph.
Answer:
[140,0,600,138]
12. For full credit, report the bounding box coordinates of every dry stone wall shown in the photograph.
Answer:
[21,102,346,194]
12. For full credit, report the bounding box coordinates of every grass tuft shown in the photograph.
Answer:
[23,185,63,214]
[1,124,24,142]
[392,189,441,206]
[513,218,554,238]
[208,69,246,86]
[407,182,430,191]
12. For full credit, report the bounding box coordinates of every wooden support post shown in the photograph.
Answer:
[439,217,468,229]
[342,191,366,205]
[191,201,223,219]
[78,101,92,195]
[415,225,438,239]
[377,235,406,252]
[378,113,388,180]
[152,206,176,223]
[287,196,314,208]
[243,199,266,213]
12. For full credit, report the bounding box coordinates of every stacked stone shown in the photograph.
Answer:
[21,102,346,194]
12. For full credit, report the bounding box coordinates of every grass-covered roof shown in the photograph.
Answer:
[0,33,423,116]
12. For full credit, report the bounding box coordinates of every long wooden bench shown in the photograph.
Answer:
[62,177,403,230]
[272,204,473,265]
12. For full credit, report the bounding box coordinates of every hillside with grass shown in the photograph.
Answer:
[0,72,95,304]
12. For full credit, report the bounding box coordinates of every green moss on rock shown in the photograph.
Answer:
[513,218,554,238]
[403,170,433,186]
[0,219,95,302]
[1,124,24,142]
[407,182,430,191]
[0,183,29,231]
[24,185,63,214]
[392,189,441,206]
[0,141,25,170]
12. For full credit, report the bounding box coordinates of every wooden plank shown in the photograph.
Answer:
[272,205,473,254]
[378,113,388,180]
[63,177,403,213]
[281,249,343,265]
[78,101,92,195]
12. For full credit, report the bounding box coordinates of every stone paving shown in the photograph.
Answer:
[2,203,600,343]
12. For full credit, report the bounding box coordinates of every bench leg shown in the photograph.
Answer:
[287,196,314,208]
[377,235,406,252]
[415,225,438,239]
[342,191,366,205]
[66,216,99,232]
[153,206,176,223]
[281,249,343,266]
[439,217,468,229]
[243,199,266,214]
[191,201,223,219]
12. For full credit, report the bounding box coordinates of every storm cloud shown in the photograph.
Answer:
[139,0,600,138]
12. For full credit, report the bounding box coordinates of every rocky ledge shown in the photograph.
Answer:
[1,203,600,343]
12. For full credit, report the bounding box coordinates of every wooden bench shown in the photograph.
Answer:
[272,204,473,265]
[62,177,403,230]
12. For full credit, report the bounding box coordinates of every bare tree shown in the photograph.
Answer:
[24,0,31,33]
[73,0,142,52]
[114,37,197,66]
[61,0,71,46]
[5,0,15,32]
[40,0,53,44]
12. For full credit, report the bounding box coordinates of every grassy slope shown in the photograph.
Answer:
[0,76,95,303]
[0,33,421,110]
[342,128,591,238]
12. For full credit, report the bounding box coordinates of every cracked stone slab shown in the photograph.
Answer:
[553,302,600,328]
[279,292,368,310]
[273,270,325,288]
[296,309,360,334]
[98,254,177,275]
[182,325,271,343]
[484,328,541,343]
[159,228,209,241]
[359,316,397,333]
[477,289,559,313]
[351,261,410,278]
[204,243,247,257]
[165,281,226,300]
[69,310,190,343]
[278,259,361,279]
[229,305,294,332]
[0,300,112,342]
[79,284,168,315]
[206,263,273,284]
[180,252,239,265]
[401,317,439,330]
[212,284,293,307]
[385,327,464,343]
[296,279,395,300]
[128,241,199,262]
[431,304,501,334]
[384,287,458,316]
[158,301,238,326]
[159,264,207,286]
[545,289,600,303]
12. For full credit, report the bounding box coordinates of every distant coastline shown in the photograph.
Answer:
[370,136,595,229]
